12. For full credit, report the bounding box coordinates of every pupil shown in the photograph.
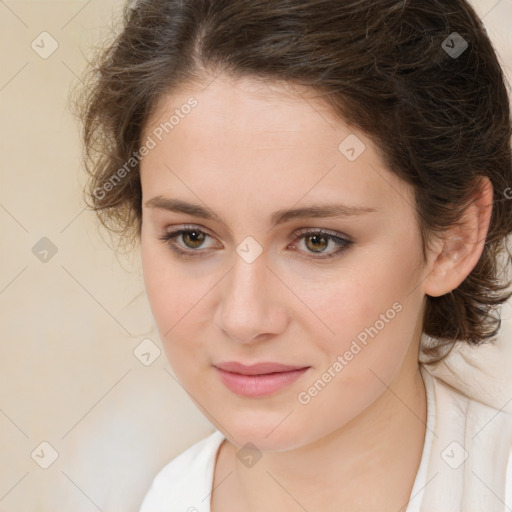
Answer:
[307,234,327,252]
[185,231,204,248]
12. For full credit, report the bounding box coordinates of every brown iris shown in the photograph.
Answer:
[304,233,328,253]
[182,230,206,249]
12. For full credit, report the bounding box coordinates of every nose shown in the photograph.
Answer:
[213,251,289,344]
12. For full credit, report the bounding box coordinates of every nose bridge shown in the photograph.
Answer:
[214,247,286,343]
[225,249,268,315]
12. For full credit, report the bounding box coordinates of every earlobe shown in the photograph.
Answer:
[423,176,493,298]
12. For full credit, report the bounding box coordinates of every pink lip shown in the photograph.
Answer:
[214,361,310,397]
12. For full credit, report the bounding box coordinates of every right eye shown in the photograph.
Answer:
[157,225,221,258]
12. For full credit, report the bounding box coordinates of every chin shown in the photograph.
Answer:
[218,416,311,453]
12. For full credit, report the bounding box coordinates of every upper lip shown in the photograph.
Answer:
[214,361,310,375]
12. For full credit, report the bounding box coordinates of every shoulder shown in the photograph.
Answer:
[421,364,512,452]
[422,364,512,434]
[419,365,512,510]
[139,429,226,512]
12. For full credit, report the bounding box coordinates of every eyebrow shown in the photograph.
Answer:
[144,196,377,228]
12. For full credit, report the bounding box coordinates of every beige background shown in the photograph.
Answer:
[0,1,511,510]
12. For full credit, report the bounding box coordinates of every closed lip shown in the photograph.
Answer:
[213,361,310,375]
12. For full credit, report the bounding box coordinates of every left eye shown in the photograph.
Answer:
[290,229,353,259]
[157,225,353,259]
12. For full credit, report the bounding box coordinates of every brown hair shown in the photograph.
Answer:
[74,0,512,362]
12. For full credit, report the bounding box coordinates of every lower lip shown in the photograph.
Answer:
[215,367,310,398]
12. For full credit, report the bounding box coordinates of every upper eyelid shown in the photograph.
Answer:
[162,224,212,237]
[165,223,347,236]
[164,224,348,243]
[293,227,348,239]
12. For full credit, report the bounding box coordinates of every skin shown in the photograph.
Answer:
[139,72,493,511]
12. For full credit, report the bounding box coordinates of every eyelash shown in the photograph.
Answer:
[157,224,353,261]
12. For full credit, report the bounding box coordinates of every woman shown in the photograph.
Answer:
[76,0,512,510]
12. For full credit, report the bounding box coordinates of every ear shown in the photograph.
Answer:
[423,176,493,298]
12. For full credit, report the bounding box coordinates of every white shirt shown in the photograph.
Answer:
[139,364,512,512]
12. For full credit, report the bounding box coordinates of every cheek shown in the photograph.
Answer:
[317,244,423,367]
[318,263,405,332]
[141,239,196,341]
[140,238,216,383]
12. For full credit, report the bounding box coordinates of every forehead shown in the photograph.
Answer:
[140,74,414,217]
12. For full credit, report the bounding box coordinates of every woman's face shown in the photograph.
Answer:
[139,73,429,451]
